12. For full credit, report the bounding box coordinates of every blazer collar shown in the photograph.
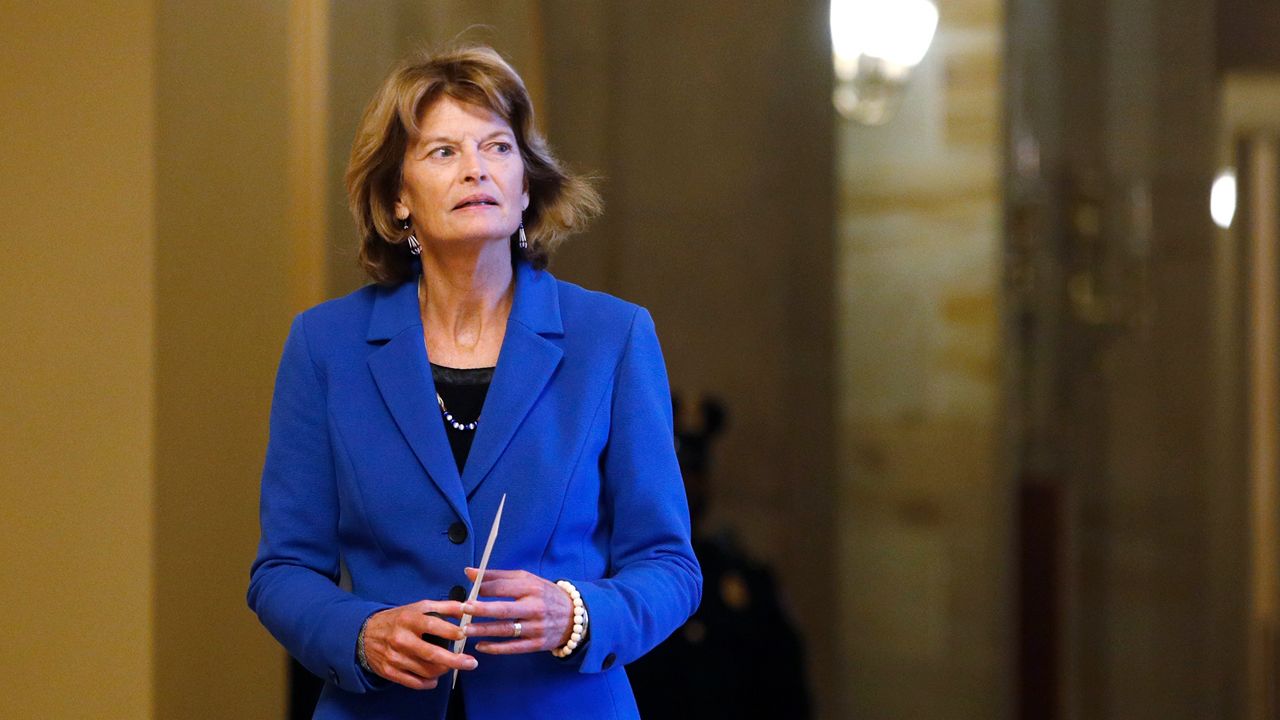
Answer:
[366,260,564,518]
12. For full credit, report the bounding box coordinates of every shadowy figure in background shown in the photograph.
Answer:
[289,656,322,720]
[627,395,813,719]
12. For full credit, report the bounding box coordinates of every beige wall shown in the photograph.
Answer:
[0,2,157,717]
[2,2,302,717]
[835,2,1009,718]
[152,2,293,717]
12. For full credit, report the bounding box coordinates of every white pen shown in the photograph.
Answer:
[451,493,505,689]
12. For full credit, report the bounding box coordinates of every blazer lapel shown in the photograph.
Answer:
[366,279,468,520]
[460,262,564,497]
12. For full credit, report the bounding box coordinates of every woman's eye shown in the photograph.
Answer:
[491,142,513,154]
[428,146,455,159]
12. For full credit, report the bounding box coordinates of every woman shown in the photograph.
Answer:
[248,45,702,720]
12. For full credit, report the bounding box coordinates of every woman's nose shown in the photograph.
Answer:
[462,147,488,182]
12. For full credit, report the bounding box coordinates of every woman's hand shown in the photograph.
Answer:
[461,568,576,654]
[361,600,478,690]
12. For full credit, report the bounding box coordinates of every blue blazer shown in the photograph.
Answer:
[248,261,702,719]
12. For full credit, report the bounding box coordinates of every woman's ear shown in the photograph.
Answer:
[394,198,409,221]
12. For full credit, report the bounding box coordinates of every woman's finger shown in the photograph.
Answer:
[403,642,479,671]
[464,619,543,639]
[474,577,534,599]
[409,612,465,643]
[474,638,547,655]
[464,598,539,620]
[389,638,481,676]
[464,567,533,582]
[409,599,467,618]
[384,647,443,680]
[384,665,438,691]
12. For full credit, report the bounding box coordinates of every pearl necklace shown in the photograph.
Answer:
[436,392,478,431]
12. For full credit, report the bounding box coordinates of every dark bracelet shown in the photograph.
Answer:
[357,616,372,671]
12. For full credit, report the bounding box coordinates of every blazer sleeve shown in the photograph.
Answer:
[574,307,703,673]
[247,313,390,693]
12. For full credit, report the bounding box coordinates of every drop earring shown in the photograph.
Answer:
[401,217,421,255]
[517,221,527,250]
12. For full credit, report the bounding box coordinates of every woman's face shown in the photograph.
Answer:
[395,96,529,248]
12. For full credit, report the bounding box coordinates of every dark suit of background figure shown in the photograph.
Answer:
[627,398,813,719]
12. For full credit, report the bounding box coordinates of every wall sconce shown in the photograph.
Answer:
[1211,167,1237,229]
[830,0,940,125]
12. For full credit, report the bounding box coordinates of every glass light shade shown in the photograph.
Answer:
[1211,168,1237,229]
[830,0,939,125]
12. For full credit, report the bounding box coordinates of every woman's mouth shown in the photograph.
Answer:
[453,195,499,210]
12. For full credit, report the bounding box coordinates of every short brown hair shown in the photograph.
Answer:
[345,45,601,285]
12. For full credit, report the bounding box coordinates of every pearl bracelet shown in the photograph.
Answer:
[551,580,589,658]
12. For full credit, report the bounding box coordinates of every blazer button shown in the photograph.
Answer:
[602,653,616,670]
[448,521,468,544]
[449,584,467,602]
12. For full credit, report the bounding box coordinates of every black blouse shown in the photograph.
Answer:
[431,363,494,474]
[430,363,494,720]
